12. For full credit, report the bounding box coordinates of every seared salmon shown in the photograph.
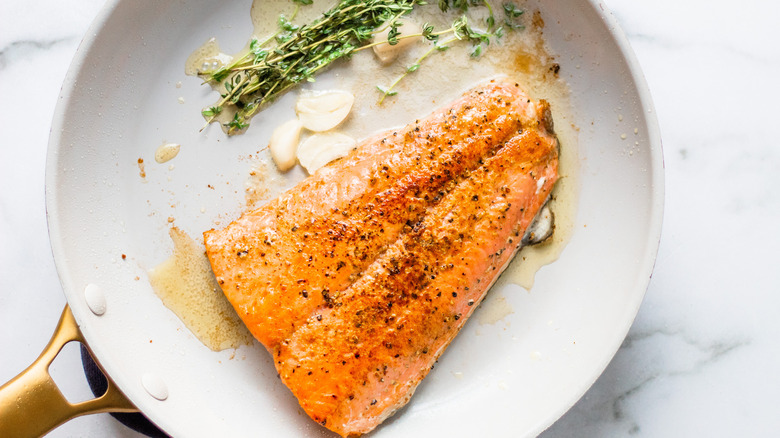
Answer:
[204,78,559,436]
[204,78,538,349]
[275,121,558,436]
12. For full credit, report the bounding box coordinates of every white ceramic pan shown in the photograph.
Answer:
[0,0,663,436]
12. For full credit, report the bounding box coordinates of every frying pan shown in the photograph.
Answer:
[0,0,663,436]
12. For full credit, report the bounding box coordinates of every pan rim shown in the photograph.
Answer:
[43,0,664,436]
[531,0,665,433]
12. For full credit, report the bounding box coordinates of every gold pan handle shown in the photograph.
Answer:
[0,305,138,437]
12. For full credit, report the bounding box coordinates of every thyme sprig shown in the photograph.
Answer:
[375,0,526,102]
[201,0,422,134]
[198,0,524,133]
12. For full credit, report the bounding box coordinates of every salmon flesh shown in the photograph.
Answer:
[204,78,559,436]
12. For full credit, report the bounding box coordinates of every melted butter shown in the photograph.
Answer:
[184,38,238,132]
[502,163,578,290]
[184,37,234,76]
[250,0,324,41]
[477,294,515,325]
[148,227,253,351]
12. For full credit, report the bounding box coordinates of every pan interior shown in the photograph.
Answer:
[45,0,662,436]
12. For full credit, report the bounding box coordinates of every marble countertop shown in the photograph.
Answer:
[1,0,778,436]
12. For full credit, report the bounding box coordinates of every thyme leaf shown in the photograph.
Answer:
[376,85,399,96]
[201,106,222,118]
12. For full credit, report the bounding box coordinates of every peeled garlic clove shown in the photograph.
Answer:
[269,119,304,171]
[372,21,419,64]
[297,132,356,174]
[523,203,554,245]
[296,90,354,132]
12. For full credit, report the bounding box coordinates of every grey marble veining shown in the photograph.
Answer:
[2,0,779,436]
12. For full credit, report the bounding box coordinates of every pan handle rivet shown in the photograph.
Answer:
[142,373,169,401]
[84,283,107,316]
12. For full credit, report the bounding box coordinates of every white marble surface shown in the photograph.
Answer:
[1,0,779,436]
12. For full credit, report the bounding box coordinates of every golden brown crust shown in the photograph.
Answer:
[277,128,558,437]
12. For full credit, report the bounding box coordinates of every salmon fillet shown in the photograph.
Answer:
[204,78,559,436]
[276,123,558,437]
[204,78,538,349]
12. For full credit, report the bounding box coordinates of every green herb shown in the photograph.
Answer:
[201,0,421,134]
[201,106,222,118]
[503,2,523,17]
[374,7,515,102]
[226,113,249,132]
[502,2,524,29]
[387,22,402,45]
[376,85,398,96]
[438,0,487,12]
[199,0,525,133]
